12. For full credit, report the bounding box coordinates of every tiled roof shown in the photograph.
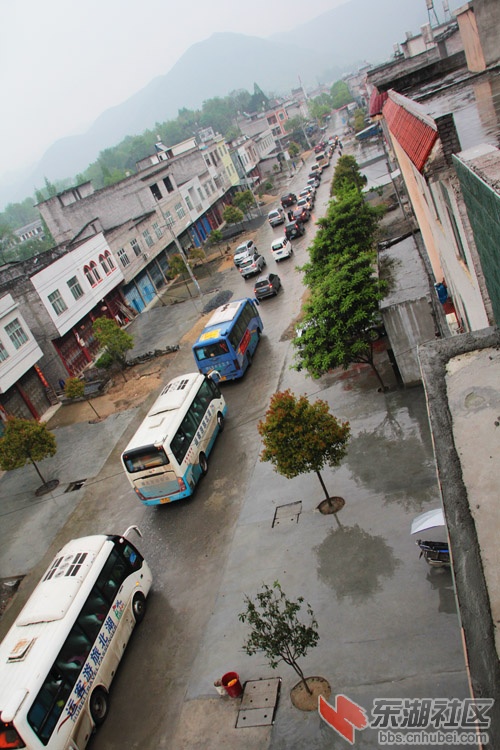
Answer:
[369,88,388,117]
[383,90,438,172]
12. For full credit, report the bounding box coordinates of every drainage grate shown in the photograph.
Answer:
[236,678,281,728]
[65,480,87,493]
[272,501,302,528]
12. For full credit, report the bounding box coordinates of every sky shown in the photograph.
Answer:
[0,0,346,183]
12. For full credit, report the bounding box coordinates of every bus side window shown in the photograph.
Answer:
[97,549,128,603]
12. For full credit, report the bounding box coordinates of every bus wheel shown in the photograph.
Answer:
[132,592,147,624]
[90,687,109,726]
[199,452,208,476]
[217,412,225,432]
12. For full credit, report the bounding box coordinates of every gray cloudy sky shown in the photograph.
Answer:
[0,0,346,181]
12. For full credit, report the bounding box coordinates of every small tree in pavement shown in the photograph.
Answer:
[239,581,319,695]
[258,390,350,507]
[64,377,101,420]
[93,317,133,377]
[0,417,57,490]
[222,204,244,228]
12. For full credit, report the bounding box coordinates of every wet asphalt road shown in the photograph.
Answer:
[0,139,471,749]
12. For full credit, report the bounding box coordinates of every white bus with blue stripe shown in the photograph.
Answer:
[121,372,226,506]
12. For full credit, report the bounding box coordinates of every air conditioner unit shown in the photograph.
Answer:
[142,253,149,261]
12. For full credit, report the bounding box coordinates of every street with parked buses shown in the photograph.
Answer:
[0,135,471,749]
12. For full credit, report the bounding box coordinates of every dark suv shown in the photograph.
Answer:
[280,193,297,208]
[284,221,305,240]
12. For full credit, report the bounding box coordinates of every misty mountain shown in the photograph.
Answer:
[2,0,460,208]
[272,0,449,65]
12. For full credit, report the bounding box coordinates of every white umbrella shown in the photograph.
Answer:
[411,508,445,535]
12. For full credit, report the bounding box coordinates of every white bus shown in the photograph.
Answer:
[121,372,227,506]
[0,527,152,750]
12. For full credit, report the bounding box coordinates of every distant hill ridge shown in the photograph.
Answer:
[1,0,461,208]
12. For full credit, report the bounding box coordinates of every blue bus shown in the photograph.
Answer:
[192,298,264,381]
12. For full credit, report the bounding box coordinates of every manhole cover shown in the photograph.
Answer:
[236,678,281,728]
[65,480,87,493]
[272,502,302,528]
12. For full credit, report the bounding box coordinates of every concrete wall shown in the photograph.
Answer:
[456,3,487,72]
[418,327,500,746]
[383,297,436,384]
[474,0,500,67]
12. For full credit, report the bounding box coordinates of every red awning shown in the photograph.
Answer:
[383,95,438,172]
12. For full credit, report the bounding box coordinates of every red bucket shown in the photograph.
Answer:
[221,671,243,698]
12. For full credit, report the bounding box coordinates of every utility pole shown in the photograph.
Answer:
[165,221,203,298]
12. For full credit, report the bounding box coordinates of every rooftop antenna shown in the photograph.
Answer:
[426,0,441,27]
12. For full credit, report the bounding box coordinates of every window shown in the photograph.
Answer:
[117,248,130,267]
[48,289,68,315]
[105,250,115,270]
[67,276,84,300]
[90,261,101,284]
[131,238,141,256]
[175,202,186,220]
[153,222,163,239]
[99,254,111,274]
[150,183,162,200]
[164,210,173,227]
[0,339,8,362]
[185,195,194,211]
[197,188,204,203]
[143,229,154,248]
[5,318,28,350]
[163,176,174,193]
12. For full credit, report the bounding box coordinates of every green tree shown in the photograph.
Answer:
[239,581,319,695]
[288,142,300,158]
[302,188,381,287]
[93,317,134,374]
[222,205,244,227]
[0,223,18,262]
[284,116,307,134]
[331,155,368,198]
[294,253,387,388]
[353,108,367,133]
[207,228,223,247]
[64,377,101,420]
[0,417,57,489]
[330,80,354,109]
[309,95,332,124]
[168,254,189,278]
[233,190,255,216]
[258,389,350,504]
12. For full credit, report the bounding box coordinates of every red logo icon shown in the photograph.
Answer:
[319,693,369,744]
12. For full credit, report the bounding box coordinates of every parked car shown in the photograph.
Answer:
[314,142,326,153]
[268,207,285,227]
[233,240,257,267]
[271,236,293,262]
[310,164,322,177]
[280,192,297,208]
[293,206,311,223]
[297,197,313,212]
[239,252,266,278]
[254,272,282,299]
[284,221,305,240]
